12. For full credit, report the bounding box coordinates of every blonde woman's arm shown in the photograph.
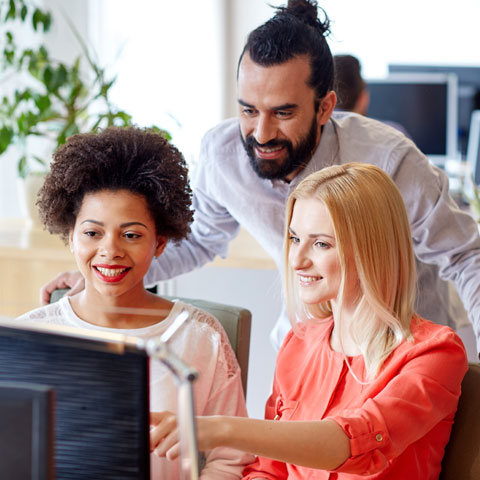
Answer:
[150,413,350,472]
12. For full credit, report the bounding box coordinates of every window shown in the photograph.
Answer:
[88,0,226,167]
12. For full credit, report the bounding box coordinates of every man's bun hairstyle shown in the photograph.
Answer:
[240,0,334,103]
[280,0,331,34]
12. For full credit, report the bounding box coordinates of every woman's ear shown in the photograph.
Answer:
[154,236,168,258]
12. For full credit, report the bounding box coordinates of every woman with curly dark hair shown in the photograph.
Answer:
[18,126,252,479]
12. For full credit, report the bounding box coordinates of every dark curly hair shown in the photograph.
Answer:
[239,0,334,107]
[38,126,193,243]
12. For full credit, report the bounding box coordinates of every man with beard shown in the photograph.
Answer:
[42,0,480,356]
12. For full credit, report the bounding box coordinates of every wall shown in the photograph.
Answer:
[322,0,480,78]
[88,0,226,169]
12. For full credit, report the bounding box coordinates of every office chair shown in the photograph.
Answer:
[49,289,251,396]
[440,362,480,480]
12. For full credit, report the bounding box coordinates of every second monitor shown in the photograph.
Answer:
[366,73,458,165]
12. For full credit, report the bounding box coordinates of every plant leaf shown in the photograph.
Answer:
[1,0,172,165]
[17,155,27,179]
[33,93,51,112]
[5,0,16,21]
[32,155,47,167]
[42,12,52,32]
[0,126,14,154]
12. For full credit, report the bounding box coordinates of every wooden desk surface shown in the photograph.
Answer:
[0,218,275,316]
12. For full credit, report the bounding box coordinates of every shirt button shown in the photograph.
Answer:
[376,433,383,442]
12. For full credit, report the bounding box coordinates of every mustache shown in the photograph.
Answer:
[245,136,291,150]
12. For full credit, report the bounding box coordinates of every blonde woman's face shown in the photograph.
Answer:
[288,198,356,307]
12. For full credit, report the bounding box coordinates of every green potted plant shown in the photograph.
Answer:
[463,174,480,223]
[0,0,168,223]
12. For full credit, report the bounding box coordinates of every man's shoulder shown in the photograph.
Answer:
[328,111,423,173]
[195,118,251,178]
[331,111,408,142]
[201,118,244,156]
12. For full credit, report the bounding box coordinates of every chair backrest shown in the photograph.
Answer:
[50,289,251,396]
[440,362,480,480]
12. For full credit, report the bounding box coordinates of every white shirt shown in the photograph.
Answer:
[18,297,253,479]
[144,112,479,353]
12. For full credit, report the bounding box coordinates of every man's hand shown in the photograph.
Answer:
[40,270,85,305]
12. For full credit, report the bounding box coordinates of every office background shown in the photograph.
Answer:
[1,0,479,418]
[2,0,480,218]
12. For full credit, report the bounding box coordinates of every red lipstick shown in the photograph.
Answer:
[93,264,130,283]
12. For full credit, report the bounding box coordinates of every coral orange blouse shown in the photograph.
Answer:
[243,317,468,479]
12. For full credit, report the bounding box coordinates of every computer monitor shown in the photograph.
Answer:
[0,320,150,480]
[366,73,458,165]
[388,64,480,156]
[0,382,54,480]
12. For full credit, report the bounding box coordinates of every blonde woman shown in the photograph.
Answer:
[151,163,468,479]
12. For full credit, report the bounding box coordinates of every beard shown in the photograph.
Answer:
[241,115,318,180]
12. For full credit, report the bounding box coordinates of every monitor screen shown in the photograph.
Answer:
[366,73,458,164]
[388,64,480,156]
[0,382,54,480]
[0,321,150,480]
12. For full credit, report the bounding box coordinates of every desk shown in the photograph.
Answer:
[0,219,77,316]
[0,218,275,317]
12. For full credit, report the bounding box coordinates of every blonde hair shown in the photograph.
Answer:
[284,163,416,379]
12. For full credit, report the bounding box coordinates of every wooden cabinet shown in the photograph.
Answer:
[0,219,77,317]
